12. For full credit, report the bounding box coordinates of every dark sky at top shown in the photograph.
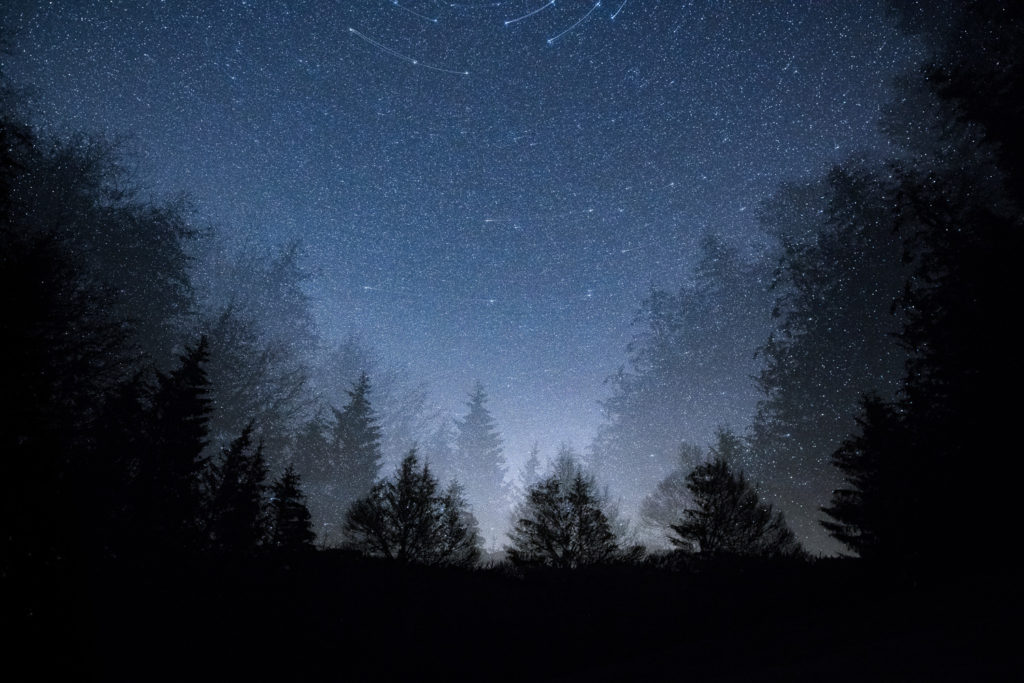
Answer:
[1,0,922,465]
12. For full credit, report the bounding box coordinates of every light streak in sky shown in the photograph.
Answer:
[610,0,628,21]
[348,27,469,75]
[390,1,439,24]
[547,1,601,45]
[445,1,505,9]
[504,0,555,26]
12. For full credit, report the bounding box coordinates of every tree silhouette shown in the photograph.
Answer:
[507,456,620,569]
[10,135,195,367]
[816,2,1022,571]
[203,304,311,464]
[139,337,214,552]
[751,165,909,553]
[669,430,801,558]
[1,227,130,570]
[640,443,703,542]
[821,396,913,561]
[454,382,510,545]
[518,443,544,493]
[343,450,481,567]
[314,333,437,470]
[331,372,383,510]
[205,422,270,554]
[592,235,773,519]
[268,464,315,552]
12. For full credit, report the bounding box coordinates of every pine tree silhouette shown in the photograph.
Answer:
[508,456,620,569]
[669,430,801,558]
[141,336,213,552]
[331,372,383,509]
[455,382,509,545]
[206,422,270,554]
[343,449,481,566]
[269,464,315,552]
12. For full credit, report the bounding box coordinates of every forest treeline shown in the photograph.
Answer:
[2,5,1020,676]
[4,2,1019,679]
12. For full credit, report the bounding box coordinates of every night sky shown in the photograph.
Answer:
[2,0,922,470]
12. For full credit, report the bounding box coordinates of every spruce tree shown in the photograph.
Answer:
[205,422,270,554]
[142,336,213,551]
[821,396,912,561]
[431,481,482,567]
[519,443,544,493]
[331,372,383,510]
[818,3,1022,572]
[507,456,620,569]
[343,450,481,567]
[454,382,510,545]
[669,431,801,558]
[269,464,315,552]
[289,410,334,537]
[640,443,704,542]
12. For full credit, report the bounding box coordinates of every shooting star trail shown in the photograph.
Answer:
[505,0,555,26]
[348,27,469,75]
[547,1,601,45]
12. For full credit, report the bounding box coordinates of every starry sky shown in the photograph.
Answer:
[2,0,922,467]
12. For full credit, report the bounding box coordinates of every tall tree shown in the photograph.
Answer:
[1,225,131,572]
[819,2,1022,571]
[205,423,270,554]
[507,455,622,569]
[639,442,704,545]
[139,337,214,552]
[11,135,195,366]
[752,165,910,554]
[343,450,481,567]
[669,430,801,558]
[288,410,333,539]
[454,382,511,546]
[519,443,544,493]
[331,373,383,511]
[314,333,436,471]
[591,234,774,520]
[203,304,311,462]
[268,464,315,552]
[821,396,912,561]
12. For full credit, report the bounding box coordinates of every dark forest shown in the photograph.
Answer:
[1,2,1020,680]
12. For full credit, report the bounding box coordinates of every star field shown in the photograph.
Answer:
[1,0,923,468]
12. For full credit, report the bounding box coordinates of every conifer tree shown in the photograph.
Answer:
[343,449,481,566]
[817,2,1022,571]
[454,382,510,545]
[269,464,315,552]
[142,337,213,551]
[821,396,911,561]
[289,410,334,537]
[205,422,270,554]
[431,481,482,567]
[519,443,544,492]
[331,372,383,509]
[507,456,620,569]
[640,443,704,542]
[669,431,801,558]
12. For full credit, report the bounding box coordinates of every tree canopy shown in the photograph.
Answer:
[507,454,630,569]
[343,450,482,567]
[668,431,801,558]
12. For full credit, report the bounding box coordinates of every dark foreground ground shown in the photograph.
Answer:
[9,552,1019,681]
